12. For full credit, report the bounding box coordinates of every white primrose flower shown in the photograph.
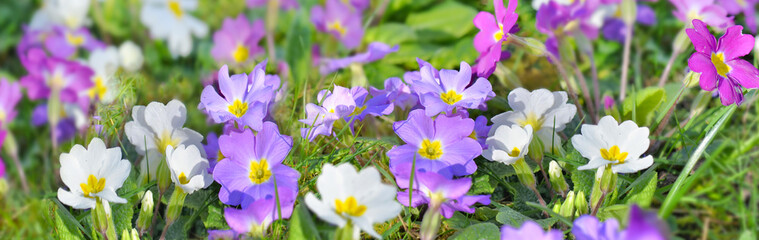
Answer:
[483,124,533,165]
[305,163,401,239]
[87,46,121,104]
[490,88,576,152]
[124,100,205,181]
[119,41,144,72]
[140,0,208,57]
[29,0,90,30]
[165,145,212,194]
[571,116,654,173]
[57,138,131,209]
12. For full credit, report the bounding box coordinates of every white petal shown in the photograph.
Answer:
[58,189,96,209]
[305,193,346,227]
[612,156,654,173]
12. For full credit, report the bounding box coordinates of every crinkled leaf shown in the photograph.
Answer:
[625,172,658,208]
[451,222,500,240]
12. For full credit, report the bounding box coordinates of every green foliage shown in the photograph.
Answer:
[621,87,665,126]
[405,1,477,43]
[288,203,321,240]
[450,223,500,240]
[624,172,658,208]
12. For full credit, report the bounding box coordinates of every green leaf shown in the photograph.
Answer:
[496,205,557,229]
[405,1,477,42]
[430,37,479,69]
[50,201,85,240]
[284,9,314,88]
[570,168,595,198]
[445,211,482,230]
[111,201,135,235]
[202,203,229,229]
[621,87,665,126]
[596,204,630,222]
[625,172,657,207]
[288,203,321,240]
[470,173,495,195]
[451,222,500,240]
[364,23,418,46]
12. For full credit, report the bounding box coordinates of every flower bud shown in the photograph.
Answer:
[136,190,154,232]
[122,228,140,240]
[621,0,637,25]
[672,28,691,54]
[513,158,536,188]
[548,161,568,195]
[574,191,588,215]
[93,200,109,234]
[508,35,547,56]
[599,165,617,194]
[528,136,544,164]
[157,159,172,193]
[590,168,604,211]
[559,191,576,218]
[552,199,562,213]
[166,187,188,225]
[119,41,144,72]
[684,71,701,88]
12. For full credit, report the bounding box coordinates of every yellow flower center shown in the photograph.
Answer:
[156,131,179,155]
[0,109,6,123]
[66,32,84,46]
[710,52,731,78]
[469,131,477,140]
[600,145,629,164]
[328,21,347,36]
[178,172,190,185]
[49,72,65,89]
[737,0,747,7]
[507,147,521,157]
[440,90,463,105]
[232,44,249,63]
[349,105,367,116]
[168,0,183,18]
[217,150,225,162]
[228,99,249,118]
[517,113,544,131]
[248,159,272,184]
[80,174,106,198]
[88,76,108,100]
[687,10,701,21]
[334,196,367,217]
[418,139,443,160]
[493,24,504,42]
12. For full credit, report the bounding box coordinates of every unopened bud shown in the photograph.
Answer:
[621,0,637,25]
[599,165,617,194]
[93,200,108,233]
[590,168,604,211]
[528,136,544,164]
[552,199,562,213]
[549,161,568,195]
[672,28,691,54]
[575,191,588,215]
[157,159,171,193]
[166,187,188,225]
[559,191,576,218]
[137,191,154,232]
[119,41,144,72]
[513,158,536,188]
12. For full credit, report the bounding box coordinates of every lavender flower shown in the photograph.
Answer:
[396,170,490,218]
[319,42,398,75]
[199,62,274,130]
[310,0,364,49]
[671,0,733,29]
[387,109,481,186]
[686,19,759,105]
[211,15,265,66]
[369,76,419,111]
[44,26,105,58]
[501,221,563,240]
[20,48,93,112]
[247,0,299,10]
[719,0,758,33]
[347,86,393,123]
[203,132,222,173]
[213,122,299,209]
[224,198,287,237]
[299,85,356,141]
[410,60,494,116]
[573,205,667,240]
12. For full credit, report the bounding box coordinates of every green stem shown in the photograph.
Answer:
[658,104,737,218]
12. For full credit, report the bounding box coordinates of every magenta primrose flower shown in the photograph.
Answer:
[473,0,519,77]
[20,48,93,111]
[719,0,758,33]
[411,60,494,116]
[396,170,490,218]
[0,78,22,127]
[387,109,482,186]
[686,19,759,106]
[670,0,733,29]
[211,14,265,66]
[199,61,274,130]
[310,0,364,49]
[501,221,563,240]
[213,122,300,208]
[44,26,105,58]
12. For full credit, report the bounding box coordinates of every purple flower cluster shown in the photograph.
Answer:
[310,0,365,49]
[211,14,265,66]
[299,85,393,141]
[410,60,494,116]
[573,205,667,240]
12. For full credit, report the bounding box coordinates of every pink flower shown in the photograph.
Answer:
[686,19,759,105]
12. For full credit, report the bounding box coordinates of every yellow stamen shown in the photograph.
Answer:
[350,105,367,116]
[155,131,179,155]
[599,145,629,165]
[493,24,504,42]
[248,159,272,184]
[66,32,84,46]
[334,196,367,217]
[327,21,347,36]
[232,44,250,63]
[507,147,521,157]
[710,52,732,77]
[517,113,544,131]
[88,76,108,100]
[80,174,106,198]
[217,150,225,162]
[418,139,443,160]
[440,90,463,105]
[168,0,183,18]
[178,172,190,185]
[228,99,249,118]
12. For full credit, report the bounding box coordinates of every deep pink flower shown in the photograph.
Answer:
[472,0,518,78]
[687,19,759,105]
